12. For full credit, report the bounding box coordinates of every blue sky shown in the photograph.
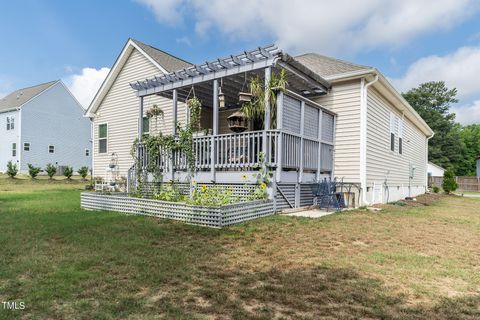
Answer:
[1,0,480,124]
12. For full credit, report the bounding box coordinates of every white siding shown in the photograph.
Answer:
[366,88,427,192]
[314,80,361,182]
[93,49,186,177]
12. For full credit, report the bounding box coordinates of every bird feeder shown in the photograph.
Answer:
[227,111,248,133]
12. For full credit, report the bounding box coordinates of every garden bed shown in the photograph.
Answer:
[80,192,274,228]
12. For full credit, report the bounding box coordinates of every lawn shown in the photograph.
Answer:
[1,174,479,319]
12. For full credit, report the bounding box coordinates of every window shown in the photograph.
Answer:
[98,123,107,154]
[24,143,30,151]
[398,119,403,155]
[6,117,10,130]
[142,117,150,136]
[12,143,16,157]
[49,145,55,153]
[85,149,90,156]
[11,117,14,130]
[389,113,396,152]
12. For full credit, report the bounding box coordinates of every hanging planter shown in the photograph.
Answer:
[227,110,248,133]
[238,92,253,104]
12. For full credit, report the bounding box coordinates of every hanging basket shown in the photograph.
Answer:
[227,111,248,133]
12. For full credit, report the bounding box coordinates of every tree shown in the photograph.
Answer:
[45,163,57,179]
[27,164,41,179]
[6,161,18,178]
[64,166,73,180]
[442,169,458,194]
[457,124,480,176]
[77,166,89,180]
[402,81,466,173]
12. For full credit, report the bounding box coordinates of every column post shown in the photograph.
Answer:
[275,91,284,183]
[262,67,271,158]
[211,79,219,182]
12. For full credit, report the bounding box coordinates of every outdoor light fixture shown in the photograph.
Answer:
[219,79,226,109]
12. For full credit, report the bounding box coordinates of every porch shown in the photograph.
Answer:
[128,45,336,208]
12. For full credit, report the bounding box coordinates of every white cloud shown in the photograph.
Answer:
[136,0,478,55]
[452,100,480,125]
[64,67,110,109]
[176,36,191,46]
[135,0,185,26]
[390,46,480,99]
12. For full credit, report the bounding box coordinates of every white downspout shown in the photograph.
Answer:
[426,132,435,191]
[360,74,379,206]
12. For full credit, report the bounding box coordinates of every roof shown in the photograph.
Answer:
[0,80,58,113]
[295,53,372,79]
[428,162,445,171]
[130,38,191,72]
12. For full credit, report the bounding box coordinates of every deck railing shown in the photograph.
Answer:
[133,129,333,174]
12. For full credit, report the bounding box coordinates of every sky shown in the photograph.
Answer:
[1,0,480,124]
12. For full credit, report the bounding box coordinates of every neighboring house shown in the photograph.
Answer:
[427,162,445,177]
[0,80,91,173]
[86,39,433,206]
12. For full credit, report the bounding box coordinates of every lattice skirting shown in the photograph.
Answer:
[80,192,274,228]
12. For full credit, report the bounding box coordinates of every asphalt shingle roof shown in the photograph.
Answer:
[0,80,58,113]
[295,53,372,79]
[131,38,192,72]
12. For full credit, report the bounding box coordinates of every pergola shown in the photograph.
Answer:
[129,45,333,183]
[130,45,330,137]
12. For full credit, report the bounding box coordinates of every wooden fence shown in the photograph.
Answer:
[430,176,480,192]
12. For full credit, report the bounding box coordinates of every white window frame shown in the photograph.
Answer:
[24,142,30,151]
[10,116,14,130]
[48,145,55,154]
[398,118,404,155]
[389,112,397,152]
[98,122,108,154]
[142,116,150,136]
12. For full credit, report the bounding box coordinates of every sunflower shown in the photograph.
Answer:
[260,182,267,190]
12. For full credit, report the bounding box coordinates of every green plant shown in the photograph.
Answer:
[45,163,57,179]
[442,169,458,194]
[6,161,18,178]
[432,186,440,193]
[187,96,202,131]
[154,182,186,202]
[27,164,41,179]
[187,183,239,206]
[64,166,73,180]
[77,166,89,180]
[250,152,272,200]
[241,69,287,128]
[146,104,164,133]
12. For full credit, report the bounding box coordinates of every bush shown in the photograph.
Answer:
[442,169,458,194]
[432,186,440,193]
[77,166,89,180]
[45,163,56,179]
[27,164,41,179]
[6,161,18,178]
[64,166,73,180]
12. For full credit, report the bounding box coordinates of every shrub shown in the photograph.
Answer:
[442,169,458,194]
[27,164,41,179]
[64,166,73,180]
[432,186,440,193]
[6,161,18,178]
[45,163,56,179]
[77,166,89,180]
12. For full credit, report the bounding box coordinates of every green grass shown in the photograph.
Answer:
[1,174,479,319]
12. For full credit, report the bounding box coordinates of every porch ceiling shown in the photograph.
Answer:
[130,45,331,100]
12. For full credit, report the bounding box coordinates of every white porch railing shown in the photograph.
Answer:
[133,129,333,174]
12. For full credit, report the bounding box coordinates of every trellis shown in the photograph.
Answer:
[80,192,274,228]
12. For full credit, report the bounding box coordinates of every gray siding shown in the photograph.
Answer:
[0,110,20,172]
[20,82,91,172]
[303,104,319,139]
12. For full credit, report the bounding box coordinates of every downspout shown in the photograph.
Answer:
[360,73,379,206]
[426,132,435,191]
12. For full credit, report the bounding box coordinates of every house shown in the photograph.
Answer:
[427,162,445,178]
[0,80,91,173]
[86,39,433,207]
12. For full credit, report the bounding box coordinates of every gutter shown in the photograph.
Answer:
[360,73,379,206]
